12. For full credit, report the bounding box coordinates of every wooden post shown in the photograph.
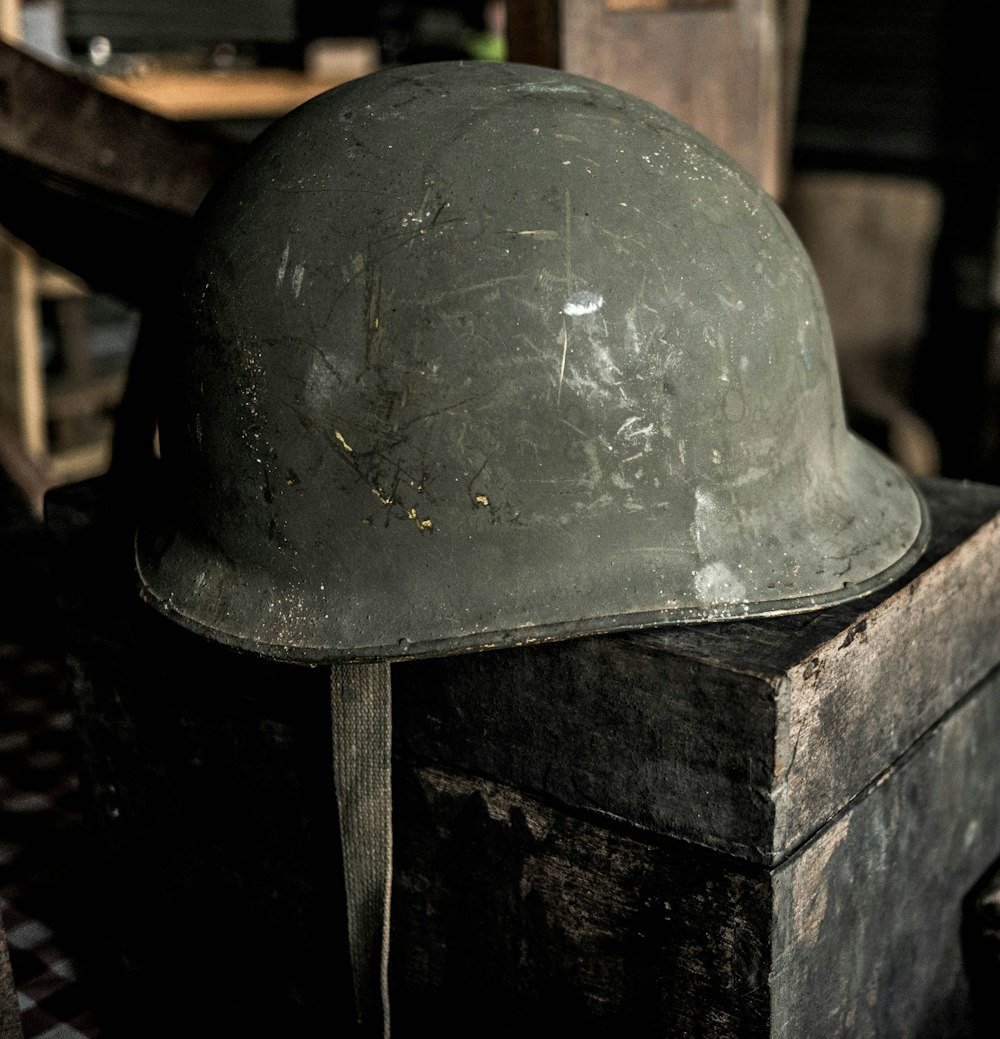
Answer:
[508,0,809,200]
[0,14,29,1039]
[0,233,47,464]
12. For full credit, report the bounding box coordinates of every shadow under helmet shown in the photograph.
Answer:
[135,60,929,663]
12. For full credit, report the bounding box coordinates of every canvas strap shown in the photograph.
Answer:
[330,661,393,1037]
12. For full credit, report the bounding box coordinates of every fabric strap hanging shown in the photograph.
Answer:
[330,661,393,1037]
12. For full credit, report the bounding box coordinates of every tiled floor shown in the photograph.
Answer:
[0,470,106,1038]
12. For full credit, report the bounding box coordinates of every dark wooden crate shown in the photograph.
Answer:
[46,476,1000,1037]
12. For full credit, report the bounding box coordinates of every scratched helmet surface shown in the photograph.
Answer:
[135,60,929,663]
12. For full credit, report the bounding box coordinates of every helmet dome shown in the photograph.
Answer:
[135,60,928,662]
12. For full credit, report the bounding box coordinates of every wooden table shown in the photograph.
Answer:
[95,67,357,121]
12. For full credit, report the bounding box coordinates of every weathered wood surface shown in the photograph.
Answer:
[396,477,1000,864]
[771,667,1000,1039]
[392,765,772,1035]
[391,665,1000,1035]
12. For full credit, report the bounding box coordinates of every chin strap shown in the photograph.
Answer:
[330,661,393,1037]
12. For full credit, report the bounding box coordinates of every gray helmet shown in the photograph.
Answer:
[135,60,929,663]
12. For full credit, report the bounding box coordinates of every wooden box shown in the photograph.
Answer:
[47,476,1000,1037]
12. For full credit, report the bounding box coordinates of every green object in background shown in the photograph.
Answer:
[466,31,507,61]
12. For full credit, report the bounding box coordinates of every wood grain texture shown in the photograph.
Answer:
[392,763,772,1035]
[770,668,1000,1039]
[391,669,1000,1035]
[395,633,782,859]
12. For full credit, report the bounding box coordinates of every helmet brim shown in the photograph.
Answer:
[135,434,928,664]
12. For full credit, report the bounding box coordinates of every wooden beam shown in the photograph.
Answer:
[0,39,240,300]
[510,0,809,201]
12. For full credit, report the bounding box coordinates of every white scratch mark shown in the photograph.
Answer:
[716,293,745,312]
[276,242,290,288]
[798,319,814,371]
[556,323,569,404]
[563,291,603,316]
[557,188,573,405]
[292,263,305,298]
[692,487,721,556]
[560,416,587,438]
[615,416,654,443]
[515,82,587,95]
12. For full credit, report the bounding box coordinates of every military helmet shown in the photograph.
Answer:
[135,60,929,663]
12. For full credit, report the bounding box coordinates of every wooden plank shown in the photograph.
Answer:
[0,40,232,217]
[392,763,772,1033]
[0,38,238,300]
[771,668,1000,1038]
